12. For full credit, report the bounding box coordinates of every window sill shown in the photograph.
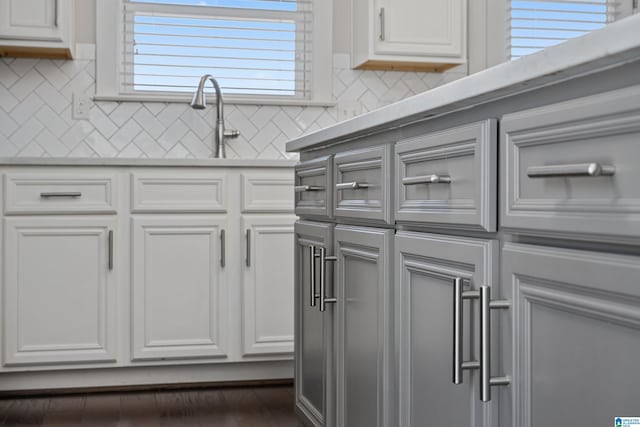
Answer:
[93,93,336,108]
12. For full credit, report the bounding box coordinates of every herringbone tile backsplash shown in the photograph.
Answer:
[0,53,467,160]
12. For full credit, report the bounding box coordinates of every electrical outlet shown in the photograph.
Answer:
[72,92,92,120]
[337,101,362,122]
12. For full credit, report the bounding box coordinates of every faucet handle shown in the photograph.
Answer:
[224,129,240,138]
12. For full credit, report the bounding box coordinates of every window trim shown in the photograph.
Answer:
[95,0,334,106]
[470,0,633,74]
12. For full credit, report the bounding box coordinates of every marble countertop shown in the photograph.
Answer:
[0,157,297,168]
[286,14,640,153]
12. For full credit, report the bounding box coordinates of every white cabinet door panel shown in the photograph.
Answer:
[131,216,229,361]
[242,215,296,356]
[3,217,117,366]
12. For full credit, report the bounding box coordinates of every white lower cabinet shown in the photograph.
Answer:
[3,217,117,366]
[0,165,295,389]
[395,231,501,427]
[131,215,229,361]
[241,215,297,357]
[503,243,640,427]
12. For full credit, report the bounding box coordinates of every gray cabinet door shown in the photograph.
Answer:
[295,221,335,427]
[503,243,640,427]
[335,225,394,427]
[395,231,501,427]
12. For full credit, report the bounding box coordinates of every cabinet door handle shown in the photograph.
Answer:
[54,0,58,27]
[108,230,114,271]
[402,174,452,185]
[220,229,226,268]
[40,192,82,198]
[452,277,480,385]
[335,182,370,190]
[379,7,385,41]
[319,247,337,312]
[479,285,510,402]
[246,229,251,267]
[526,162,615,178]
[309,245,318,307]
[295,185,324,193]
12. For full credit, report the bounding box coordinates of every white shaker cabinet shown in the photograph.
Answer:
[3,217,118,366]
[0,0,74,58]
[350,0,466,71]
[241,215,297,357]
[131,215,230,361]
[503,243,640,427]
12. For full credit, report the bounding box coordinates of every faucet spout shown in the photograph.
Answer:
[190,75,239,158]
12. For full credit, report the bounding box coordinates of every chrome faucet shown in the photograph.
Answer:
[190,75,240,158]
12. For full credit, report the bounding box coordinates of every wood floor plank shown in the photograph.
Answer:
[82,394,121,427]
[41,395,85,427]
[155,391,201,427]
[120,392,158,427]
[194,389,239,427]
[253,386,298,427]
[0,385,299,427]
[2,398,49,426]
[221,388,277,427]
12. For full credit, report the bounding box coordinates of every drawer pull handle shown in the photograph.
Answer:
[246,229,251,267]
[479,285,511,402]
[40,192,82,198]
[220,229,226,268]
[453,277,480,385]
[108,230,114,271]
[335,182,370,190]
[318,247,337,312]
[309,245,318,307]
[295,185,324,193]
[527,162,615,178]
[402,174,452,185]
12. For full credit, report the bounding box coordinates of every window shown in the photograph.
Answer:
[509,0,631,60]
[96,0,332,105]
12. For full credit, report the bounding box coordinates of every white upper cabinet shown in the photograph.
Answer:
[351,0,466,71]
[0,0,74,58]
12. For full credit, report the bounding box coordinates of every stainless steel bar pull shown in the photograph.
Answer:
[246,229,251,267]
[108,230,114,271]
[335,182,371,190]
[309,245,317,307]
[479,285,510,402]
[527,162,615,178]
[40,192,82,198]
[295,185,324,193]
[379,8,385,41]
[402,174,452,185]
[319,247,337,312]
[453,277,480,385]
[220,229,226,268]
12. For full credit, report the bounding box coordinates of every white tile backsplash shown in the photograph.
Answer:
[0,53,467,159]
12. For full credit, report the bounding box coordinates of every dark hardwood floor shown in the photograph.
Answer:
[0,385,299,426]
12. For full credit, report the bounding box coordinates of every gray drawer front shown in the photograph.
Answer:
[501,85,640,240]
[333,145,392,224]
[295,156,332,219]
[395,119,497,231]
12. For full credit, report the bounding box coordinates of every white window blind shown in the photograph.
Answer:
[509,0,614,59]
[121,0,313,100]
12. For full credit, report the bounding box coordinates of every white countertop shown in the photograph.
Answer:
[286,14,640,153]
[0,157,297,168]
